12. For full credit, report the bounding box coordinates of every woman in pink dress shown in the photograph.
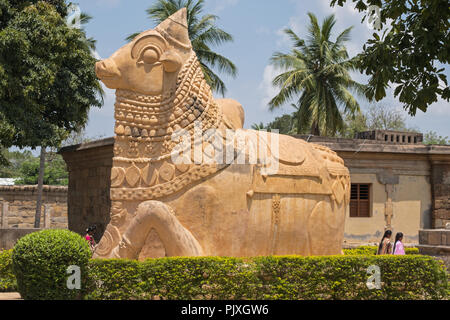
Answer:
[393,232,405,255]
[85,225,97,253]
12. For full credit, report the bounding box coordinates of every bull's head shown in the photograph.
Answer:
[95,8,192,95]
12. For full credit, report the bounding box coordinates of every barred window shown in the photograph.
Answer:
[350,183,371,217]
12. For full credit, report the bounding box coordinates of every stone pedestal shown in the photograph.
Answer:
[418,229,450,271]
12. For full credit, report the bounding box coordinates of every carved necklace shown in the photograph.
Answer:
[113,53,222,148]
[110,53,228,201]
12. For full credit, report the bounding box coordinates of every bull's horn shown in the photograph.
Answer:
[155,8,191,49]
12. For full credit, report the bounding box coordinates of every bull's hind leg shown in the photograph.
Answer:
[111,201,204,259]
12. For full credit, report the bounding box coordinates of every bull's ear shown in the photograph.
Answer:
[155,8,191,49]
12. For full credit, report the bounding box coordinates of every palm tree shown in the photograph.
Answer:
[251,122,266,130]
[78,13,97,50]
[269,13,367,136]
[127,0,237,96]
[66,4,97,50]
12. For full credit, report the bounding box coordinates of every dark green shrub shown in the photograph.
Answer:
[343,245,419,255]
[87,255,448,300]
[12,229,91,300]
[0,250,17,292]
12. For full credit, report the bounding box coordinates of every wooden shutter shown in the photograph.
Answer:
[350,184,371,217]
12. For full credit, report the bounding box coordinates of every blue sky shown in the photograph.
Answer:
[77,0,450,140]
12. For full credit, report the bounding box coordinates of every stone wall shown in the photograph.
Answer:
[430,161,450,228]
[0,185,68,229]
[59,138,114,242]
[0,228,41,250]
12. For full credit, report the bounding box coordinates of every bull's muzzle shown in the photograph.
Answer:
[95,59,121,79]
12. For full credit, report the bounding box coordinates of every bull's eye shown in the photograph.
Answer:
[139,48,159,64]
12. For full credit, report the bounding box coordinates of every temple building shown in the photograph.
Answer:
[295,131,450,248]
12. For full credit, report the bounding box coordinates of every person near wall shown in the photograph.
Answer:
[392,232,405,255]
[377,230,392,255]
[85,225,97,253]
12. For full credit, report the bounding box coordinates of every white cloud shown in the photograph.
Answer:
[275,27,290,49]
[258,64,281,110]
[275,16,303,49]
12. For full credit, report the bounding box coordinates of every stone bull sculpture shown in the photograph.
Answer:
[93,8,350,260]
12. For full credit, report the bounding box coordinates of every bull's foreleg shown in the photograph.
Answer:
[112,201,204,259]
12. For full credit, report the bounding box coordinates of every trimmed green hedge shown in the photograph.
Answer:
[343,245,419,255]
[12,229,92,300]
[1,244,446,299]
[87,255,448,300]
[0,249,17,292]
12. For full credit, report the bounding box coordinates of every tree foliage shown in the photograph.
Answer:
[0,129,102,184]
[269,13,367,136]
[265,114,297,135]
[127,0,237,96]
[0,149,34,178]
[423,131,449,145]
[251,115,298,135]
[258,103,426,139]
[15,152,68,185]
[363,104,410,131]
[330,0,450,115]
[0,0,102,153]
[339,103,417,138]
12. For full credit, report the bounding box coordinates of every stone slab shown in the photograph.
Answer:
[419,229,450,246]
[417,244,450,256]
[0,292,21,300]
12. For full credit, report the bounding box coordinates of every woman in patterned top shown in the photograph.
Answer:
[377,230,392,255]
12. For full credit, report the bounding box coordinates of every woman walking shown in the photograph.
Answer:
[377,230,392,255]
[392,232,405,255]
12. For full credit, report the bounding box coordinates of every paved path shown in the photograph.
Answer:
[0,292,21,300]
